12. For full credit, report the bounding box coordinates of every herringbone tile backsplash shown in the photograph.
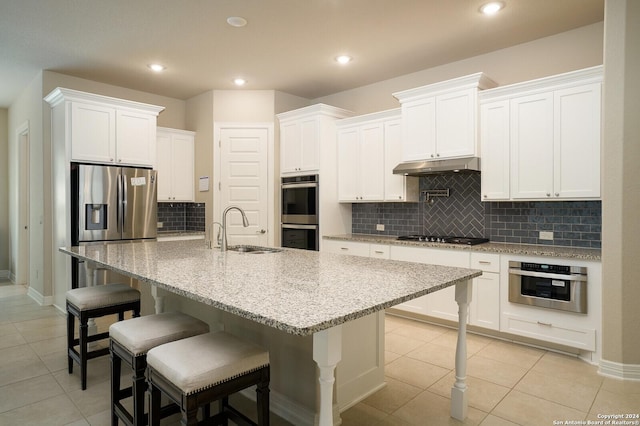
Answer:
[351,173,601,248]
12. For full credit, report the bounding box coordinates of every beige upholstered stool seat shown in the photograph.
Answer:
[109,312,210,426]
[66,283,141,390]
[147,331,270,425]
[67,283,140,310]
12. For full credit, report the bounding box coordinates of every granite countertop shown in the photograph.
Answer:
[324,234,601,261]
[60,240,481,336]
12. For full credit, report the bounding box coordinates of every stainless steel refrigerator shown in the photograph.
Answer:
[71,163,157,287]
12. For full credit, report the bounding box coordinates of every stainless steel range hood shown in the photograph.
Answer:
[393,157,481,176]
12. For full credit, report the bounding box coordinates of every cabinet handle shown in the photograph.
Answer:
[537,321,553,327]
[374,250,384,254]
[340,247,349,251]
[478,261,491,265]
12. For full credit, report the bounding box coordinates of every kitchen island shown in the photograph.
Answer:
[60,239,482,425]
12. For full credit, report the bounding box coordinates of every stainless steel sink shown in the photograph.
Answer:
[227,245,282,254]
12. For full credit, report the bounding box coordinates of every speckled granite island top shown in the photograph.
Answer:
[60,240,481,336]
[324,234,601,261]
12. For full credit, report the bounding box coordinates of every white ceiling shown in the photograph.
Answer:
[0,0,604,108]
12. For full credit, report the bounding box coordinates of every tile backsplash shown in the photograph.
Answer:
[158,202,206,232]
[352,173,601,248]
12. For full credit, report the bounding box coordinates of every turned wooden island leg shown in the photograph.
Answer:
[313,325,342,426]
[451,279,472,420]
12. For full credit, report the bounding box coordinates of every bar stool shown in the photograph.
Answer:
[146,332,270,426]
[109,312,210,426]
[66,283,141,390]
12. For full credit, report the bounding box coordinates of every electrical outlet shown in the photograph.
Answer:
[157,222,163,228]
[539,231,554,240]
[376,224,385,231]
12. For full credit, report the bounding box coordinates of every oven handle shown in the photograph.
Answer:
[508,268,587,282]
[282,224,318,230]
[281,182,318,189]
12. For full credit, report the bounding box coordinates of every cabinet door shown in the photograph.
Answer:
[171,133,195,201]
[554,83,601,198]
[384,119,412,201]
[280,120,302,174]
[116,109,156,166]
[401,97,436,161]
[156,132,173,201]
[299,117,319,172]
[470,273,500,330]
[359,123,385,201]
[322,239,370,257]
[510,93,554,199]
[70,102,116,163]
[337,127,360,201]
[436,89,476,159]
[480,100,510,200]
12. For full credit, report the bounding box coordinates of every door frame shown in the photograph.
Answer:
[16,120,30,286]
[213,123,275,247]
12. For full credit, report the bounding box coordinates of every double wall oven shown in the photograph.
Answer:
[281,175,319,251]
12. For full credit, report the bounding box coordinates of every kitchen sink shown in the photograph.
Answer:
[227,245,282,254]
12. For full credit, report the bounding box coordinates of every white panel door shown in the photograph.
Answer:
[220,127,269,246]
[359,122,385,201]
[436,88,475,159]
[480,100,511,200]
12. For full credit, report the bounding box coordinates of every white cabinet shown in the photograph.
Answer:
[480,66,602,201]
[156,127,195,202]
[389,245,471,321]
[336,110,418,203]
[322,239,371,257]
[469,253,500,330]
[47,88,164,167]
[393,73,496,162]
[277,104,353,176]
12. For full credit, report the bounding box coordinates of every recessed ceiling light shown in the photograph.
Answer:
[479,1,505,15]
[148,64,166,72]
[227,16,248,27]
[335,55,353,65]
[233,78,247,86]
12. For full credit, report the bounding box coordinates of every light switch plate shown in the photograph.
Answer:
[376,224,385,231]
[157,222,163,228]
[539,231,553,240]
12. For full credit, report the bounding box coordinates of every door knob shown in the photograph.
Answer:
[256,229,266,234]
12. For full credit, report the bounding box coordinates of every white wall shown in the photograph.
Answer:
[0,108,8,275]
[7,72,44,296]
[313,22,604,113]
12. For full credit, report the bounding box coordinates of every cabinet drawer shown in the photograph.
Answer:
[502,313,595,351]
[323,240,370,257]
[369,244,390,259]
[470,253,500,273]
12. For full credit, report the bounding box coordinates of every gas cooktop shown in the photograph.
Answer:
[396,235,489,245]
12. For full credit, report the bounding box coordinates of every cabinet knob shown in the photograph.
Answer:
[436,153,440,157]
[430,154,435,158]
[546,193,551,197]
[555,192,560,197]
[483,194,487,198]
[398,196,402,199]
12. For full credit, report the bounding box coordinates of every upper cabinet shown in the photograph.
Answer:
[156,127,196,202]
[45,88,164,168]
[336,109,418,202]
[480,66,602,201]
[393,73,497,162]
[277,104,353,176]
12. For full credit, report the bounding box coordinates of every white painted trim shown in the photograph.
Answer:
[239,387,316,426]
[0,270,10,279]
[27,286,54,306]
[599,359,640,381]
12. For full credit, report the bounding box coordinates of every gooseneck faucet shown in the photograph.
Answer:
[221,206,250,252]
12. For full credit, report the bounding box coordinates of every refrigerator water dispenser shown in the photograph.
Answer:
[86,204,107,230]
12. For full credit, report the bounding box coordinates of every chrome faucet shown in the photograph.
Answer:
[221,206,249,252]
[206,221,222,249]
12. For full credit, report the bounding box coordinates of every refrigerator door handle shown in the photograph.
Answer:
[121,173,128,231]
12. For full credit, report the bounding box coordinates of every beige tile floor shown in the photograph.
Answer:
[1,280,639,425]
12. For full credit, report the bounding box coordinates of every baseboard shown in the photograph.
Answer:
[0,270,10,279]
[599,359,640,381]
[27,286,54,306]
[238,387,316,426]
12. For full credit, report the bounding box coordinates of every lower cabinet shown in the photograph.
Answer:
[469,253,500,331]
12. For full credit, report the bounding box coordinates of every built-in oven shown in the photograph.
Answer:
[508,261,587,314]
[281,175,319,250]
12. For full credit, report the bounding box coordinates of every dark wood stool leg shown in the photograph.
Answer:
[110,348,121,426]
[79,313,89,390]
[67,308,75,374]
[257,369,270,426]
[132,356,147,426]
[149,382,162,426]
[183,398,198,426]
